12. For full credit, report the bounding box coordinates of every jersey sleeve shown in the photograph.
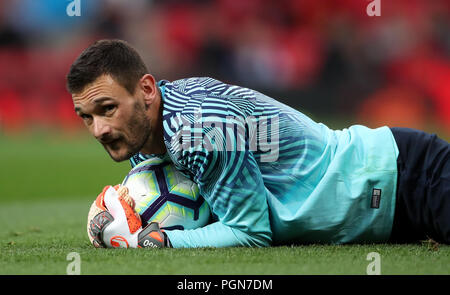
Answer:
[164,110,273,248]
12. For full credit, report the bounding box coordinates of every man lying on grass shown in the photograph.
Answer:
[67,39,450,248]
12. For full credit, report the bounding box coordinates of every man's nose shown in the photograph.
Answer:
[92,117,112,141]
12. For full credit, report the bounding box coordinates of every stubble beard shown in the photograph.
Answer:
[107,101,152,162]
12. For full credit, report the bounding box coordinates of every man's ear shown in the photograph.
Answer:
[138,74,157,106]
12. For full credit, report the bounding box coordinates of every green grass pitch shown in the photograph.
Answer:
[1,132,449,275]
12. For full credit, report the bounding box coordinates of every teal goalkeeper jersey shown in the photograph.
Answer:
[130,77,400,247]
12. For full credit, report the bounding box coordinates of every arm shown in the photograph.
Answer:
[164,114,273,248]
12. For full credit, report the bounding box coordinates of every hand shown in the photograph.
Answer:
[87,185,116,248]
[87,185,171,248]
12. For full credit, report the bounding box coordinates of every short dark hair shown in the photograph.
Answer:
[66,39,149,94]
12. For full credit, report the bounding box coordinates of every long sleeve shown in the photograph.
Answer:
[163,88,273,248]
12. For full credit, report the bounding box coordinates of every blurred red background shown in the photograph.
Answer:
[0,0,448,136]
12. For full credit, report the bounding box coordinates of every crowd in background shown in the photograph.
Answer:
[0,0,448,135]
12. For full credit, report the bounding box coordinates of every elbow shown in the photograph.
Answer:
[245,229,272,247]
[252,232,272,247]
[230,226,272,247]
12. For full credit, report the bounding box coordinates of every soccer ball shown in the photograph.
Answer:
[121,157,210,230]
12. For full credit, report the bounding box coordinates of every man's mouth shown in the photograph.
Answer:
[102,138,121,149]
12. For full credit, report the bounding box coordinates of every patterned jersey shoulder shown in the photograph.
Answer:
[163,77,261,118]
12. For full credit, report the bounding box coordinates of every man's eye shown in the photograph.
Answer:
[104,105,116,114]
[79,114,93,124]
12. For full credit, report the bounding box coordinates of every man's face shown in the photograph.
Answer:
[72,75,152,162]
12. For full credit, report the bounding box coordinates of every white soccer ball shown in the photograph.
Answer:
[121,157,210,230]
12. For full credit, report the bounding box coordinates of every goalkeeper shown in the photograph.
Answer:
[67,39,450,248]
